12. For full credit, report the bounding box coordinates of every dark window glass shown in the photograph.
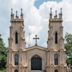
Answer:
[54,54,58,65]
[14,69,18,72]
[55,32,58,44]
[31,55,42,70]
[14,54,19,65]
[55,70,58,72]
[15,32,18,44]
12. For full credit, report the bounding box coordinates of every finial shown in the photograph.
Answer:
[55,10,57,15]
[11,8,13,14]
[21,8,23,19]
[16,11,18,18]
[21,8,23,15]
[49,8,52,19]
[54,10,57,18]
[60,8,62,14]
[11,8,13,15]
[50,8,52,14]
[59,8,62,19]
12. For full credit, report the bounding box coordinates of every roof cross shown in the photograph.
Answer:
[33,35,39,46]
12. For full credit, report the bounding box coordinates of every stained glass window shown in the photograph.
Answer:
[14,54,19,65]
[54,54,58,65]
[55,32,58,44]
[15,32,18,44]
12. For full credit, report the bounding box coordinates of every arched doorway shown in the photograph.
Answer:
[55,69,58,72]
[14,69,18,72]
[31,55,42,70]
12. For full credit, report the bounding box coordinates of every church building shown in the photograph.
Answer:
[7,8,70,72]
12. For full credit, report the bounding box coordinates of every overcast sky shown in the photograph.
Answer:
[0,0,72,47]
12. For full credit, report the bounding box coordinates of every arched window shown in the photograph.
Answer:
[31,55,42,70]
[15,32,18,44]
[55,69,58,72]
[14,69,18,72]
[54,54,58,65]
[55,32,58,44]
[14,54,19,65]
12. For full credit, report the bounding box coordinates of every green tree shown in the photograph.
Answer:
[65,33,72,69]
[0,35,7,70]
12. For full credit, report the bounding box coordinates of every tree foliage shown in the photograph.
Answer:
[0,36,7,70]
[65,33,72,68]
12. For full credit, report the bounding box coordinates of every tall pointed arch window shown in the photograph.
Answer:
[14,54,19,65]
[55,32,58,44]
[31,55,42,70]
[14,69,18,72]
[15,32,18,44]
[54,54,58,65]
[55,69,58,72]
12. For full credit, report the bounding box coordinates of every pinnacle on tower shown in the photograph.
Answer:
[11,8,14,19]
[49,8,52,19]
[11,9,24,20]
[54,10,57,18]
[16,11,18,18]
[59,8,62,19]
[21,8,23,19]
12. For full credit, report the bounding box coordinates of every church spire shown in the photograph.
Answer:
[16,10,19,18]
[9,9,26,49]
[20,8,23,19]
[49,8,52,19]
[48,8,64,50]
[54,10,57,18]
[59,8,62,19]
[11,8,14,19]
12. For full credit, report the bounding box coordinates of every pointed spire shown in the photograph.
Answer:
[50,8,52,14]
[20,8,23,19]
[11,8,13,15]
[16,11,18,18]
[60,8,62,14]
[11,8,14,19]
[54,10,57,18]
[59,8,62,19]
[21,8,23,18]
[49,8,52,19]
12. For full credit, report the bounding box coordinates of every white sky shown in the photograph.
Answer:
[0,0,72,47]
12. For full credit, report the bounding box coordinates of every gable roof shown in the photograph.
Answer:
[25,45,47,51]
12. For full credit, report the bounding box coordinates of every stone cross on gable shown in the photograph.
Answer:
[33,35,39,46]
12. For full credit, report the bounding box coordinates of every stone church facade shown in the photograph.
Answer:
[7,8,71,72]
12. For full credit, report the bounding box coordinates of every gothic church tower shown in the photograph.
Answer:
[7,9,26,72]
[47,8,67,72]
